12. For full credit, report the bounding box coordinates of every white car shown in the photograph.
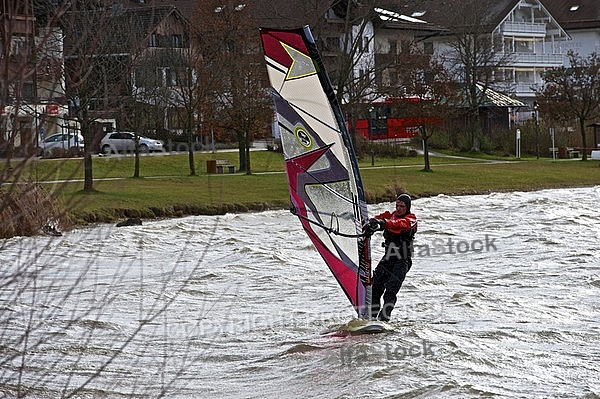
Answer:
[100,132,164,154]
[39,133,84,157]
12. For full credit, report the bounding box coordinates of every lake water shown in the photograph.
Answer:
[1,187,599,398]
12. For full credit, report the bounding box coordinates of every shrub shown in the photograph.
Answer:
[0,182,71,238]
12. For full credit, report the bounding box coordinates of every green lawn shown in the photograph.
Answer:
[12,149,483,181]
[4,150,599,224]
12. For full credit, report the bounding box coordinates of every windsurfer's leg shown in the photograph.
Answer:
[370,259,388,319]
[378,258,411,321]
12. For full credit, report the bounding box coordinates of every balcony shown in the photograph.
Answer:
[501,22,547,37]
[498,52,566,67]
[511,52,566,67]
[514,83,540,97]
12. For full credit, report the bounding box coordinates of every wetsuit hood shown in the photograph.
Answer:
[396,194,411,214]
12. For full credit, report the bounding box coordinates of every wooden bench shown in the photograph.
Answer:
[567,147,580,158]
[216,159,235,174]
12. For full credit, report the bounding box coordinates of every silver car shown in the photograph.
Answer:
[100,132,164,154]
[40,133,84,157]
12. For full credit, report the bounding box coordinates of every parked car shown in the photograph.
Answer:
[39,133,84,157]
[100,132,164,154]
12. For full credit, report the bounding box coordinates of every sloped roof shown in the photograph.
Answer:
[128,0,335,29]
[63,6,186,55]
[374,0,520,33]
[476,84,526,108]
[541,0,600,29]
[372,5,446,33]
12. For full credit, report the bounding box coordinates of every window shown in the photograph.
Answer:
[135,67,161,87]
[400,40,411,53]
[171,34,182,48]
[149,33,158,47]
[423,42,433,55]
[165,68,179,87]
[23,82,35,100]
[45,134,61,143]
[177,68,191,86]
[361,36,370,52]
[10,36,28,56]
[516,41,533,53]
[389,40,397,55]
[168,108,184,129]
[326,37,340,52]
[359,69,370,85]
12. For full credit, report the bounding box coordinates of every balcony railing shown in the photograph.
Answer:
[501,22,546,36]
[495,52,565,68]
[497,52,565,66]
[514,83,541,96]
[511,52,565,66]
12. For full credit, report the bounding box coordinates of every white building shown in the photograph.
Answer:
[374,1,571,110]
[543,0,600,57]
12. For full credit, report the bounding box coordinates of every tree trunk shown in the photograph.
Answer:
[133,154,140,178]
[133,135,140,178]
[82,122,94,192]
[580,117,588,161]
[245,131,251,175]
[470,108,481,152]
[2,114,15,178]
[188,115,196,176]
[421,125,431,172]
[238,133,246,172]
[188,136,196,176]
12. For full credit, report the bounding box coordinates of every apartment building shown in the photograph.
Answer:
[543,0,600,57]
[60,4,192,145]
[376,1,568,106]
[1,0,66,156]
[1,2,193,155]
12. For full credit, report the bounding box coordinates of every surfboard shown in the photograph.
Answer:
[346,319,390,334]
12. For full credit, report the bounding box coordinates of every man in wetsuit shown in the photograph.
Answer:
[367,194,417,321]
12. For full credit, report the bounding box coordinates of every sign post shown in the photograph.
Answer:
[550,128,555,161]
[516,129,521,159]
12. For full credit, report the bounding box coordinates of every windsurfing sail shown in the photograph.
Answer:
[259,26,372,319]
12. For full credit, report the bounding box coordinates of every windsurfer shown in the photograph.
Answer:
[367,194,418,321]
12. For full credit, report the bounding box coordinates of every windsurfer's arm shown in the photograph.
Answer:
[367,211,392,232]
[384,214,417,234]
[372,211,392,220]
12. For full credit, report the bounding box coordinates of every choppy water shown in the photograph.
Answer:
[1,187,600,398]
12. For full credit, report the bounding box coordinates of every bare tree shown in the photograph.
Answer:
[1,1,39,168]
[300,1,392,145]
[537,51,600,161]
[1,1,80,239]
[194,0,272,175]
[118,7,191,177]
[386,48,458,171]
[59,2,135,191]
[154,10,217,177]
[440,0,512,152]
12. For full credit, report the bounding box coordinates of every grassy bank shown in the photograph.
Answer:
[5,151,599,225]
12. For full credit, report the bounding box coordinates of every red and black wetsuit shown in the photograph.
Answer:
[371,210,418,321]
